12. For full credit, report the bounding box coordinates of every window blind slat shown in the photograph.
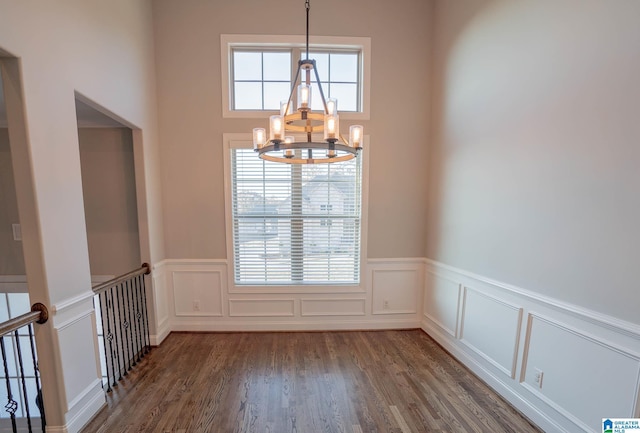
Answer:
[231,148,362,285]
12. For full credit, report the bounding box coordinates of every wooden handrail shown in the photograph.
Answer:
[92,263,151,295]
[0,302,49,337]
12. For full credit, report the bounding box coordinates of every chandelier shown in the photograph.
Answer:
[252,0,363,164]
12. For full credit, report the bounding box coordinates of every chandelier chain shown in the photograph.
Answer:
[305,0,310,60]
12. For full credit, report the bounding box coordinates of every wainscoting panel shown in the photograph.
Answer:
[161,258,422,331]
[422,259,640,433]
[423,272,460,338]
[172,267,224,317]
[228,299,295,317]
[300,298,366,316]
[521,313,640,432]
[459,287,522,378]
[54,305,106,432]
[151,263,170,345]
[370,261,423,315]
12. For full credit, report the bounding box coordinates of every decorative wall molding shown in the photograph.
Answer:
[459,286,523,379]
[423,259,640,433]
[228,299,295,317]
[170,264,226,317]
[422,272,460,338]
[300,298,366,317]
[369,260,423,316]
[521,312,640,429]
[424,259,640,341]
[64,378,105,433]
[162,258,422,332]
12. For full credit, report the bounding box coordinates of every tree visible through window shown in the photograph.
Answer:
[230,148,362,285]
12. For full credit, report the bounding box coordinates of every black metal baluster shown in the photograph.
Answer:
[117,282,131,372]
[109,287,123,382]
[27,324,45,432]
[125,280,137,367]
[1,336,18,433]
[103,290,116,390]
[129,278,141,363]
[141,274,151,353]
[133,276,144,359]
[14,329,33,432]
[97,293,109,390]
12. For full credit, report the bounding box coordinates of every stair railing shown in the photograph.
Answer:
[0,302,48,433]
[92,263,151,392]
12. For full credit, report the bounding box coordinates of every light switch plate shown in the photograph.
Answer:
[12,223,22,241]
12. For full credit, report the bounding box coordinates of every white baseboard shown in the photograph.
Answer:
[171,318,421,332]
[61,379,105,433]
[151,316,171,345]
[421,318,564,433]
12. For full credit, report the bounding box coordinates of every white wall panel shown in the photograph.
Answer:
[151,263,170,345]
[163,258,422,330]
[301,298,366,316]
[522,314,640,431]
[459,287,522,378]
[228,299,294,317]
[423,272,460,337]
[370,264,422,315]
[54,307,104,426]
[172,269,223,317]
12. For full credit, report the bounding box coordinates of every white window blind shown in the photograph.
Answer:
[230,148,362,285]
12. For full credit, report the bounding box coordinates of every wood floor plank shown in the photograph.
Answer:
[81,330,542,433]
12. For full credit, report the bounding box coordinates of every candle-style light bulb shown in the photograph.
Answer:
[280,100,292,116]
[297,84,311,110]
[349,125,363,148]
[324,114,339,141]
[253,128,266,150]
[284,136,294,158]
[326,98,337,116]
[270,115,285,141]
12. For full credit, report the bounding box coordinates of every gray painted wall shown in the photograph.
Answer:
[79,128,141,277]
[0,128,25,275]
[152,0,433,260]
[0,128,141,277]
[428,0,640,324]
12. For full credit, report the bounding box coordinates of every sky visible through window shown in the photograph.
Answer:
[232,49,360,112]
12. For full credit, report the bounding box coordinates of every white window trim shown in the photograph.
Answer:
[222,133,370,294]
[221,34,371,120]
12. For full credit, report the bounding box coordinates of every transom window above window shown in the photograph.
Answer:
[221,35,371,119]
[233,51,291,110]
[302,51,359,112]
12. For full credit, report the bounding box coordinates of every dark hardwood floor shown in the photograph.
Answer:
[81,330,541,433]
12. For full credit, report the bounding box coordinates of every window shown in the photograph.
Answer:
[231,48,359,112]
[302,51,360,112]
[229,145,362,285]
[222,35,371,119]
[233,50,291,110]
